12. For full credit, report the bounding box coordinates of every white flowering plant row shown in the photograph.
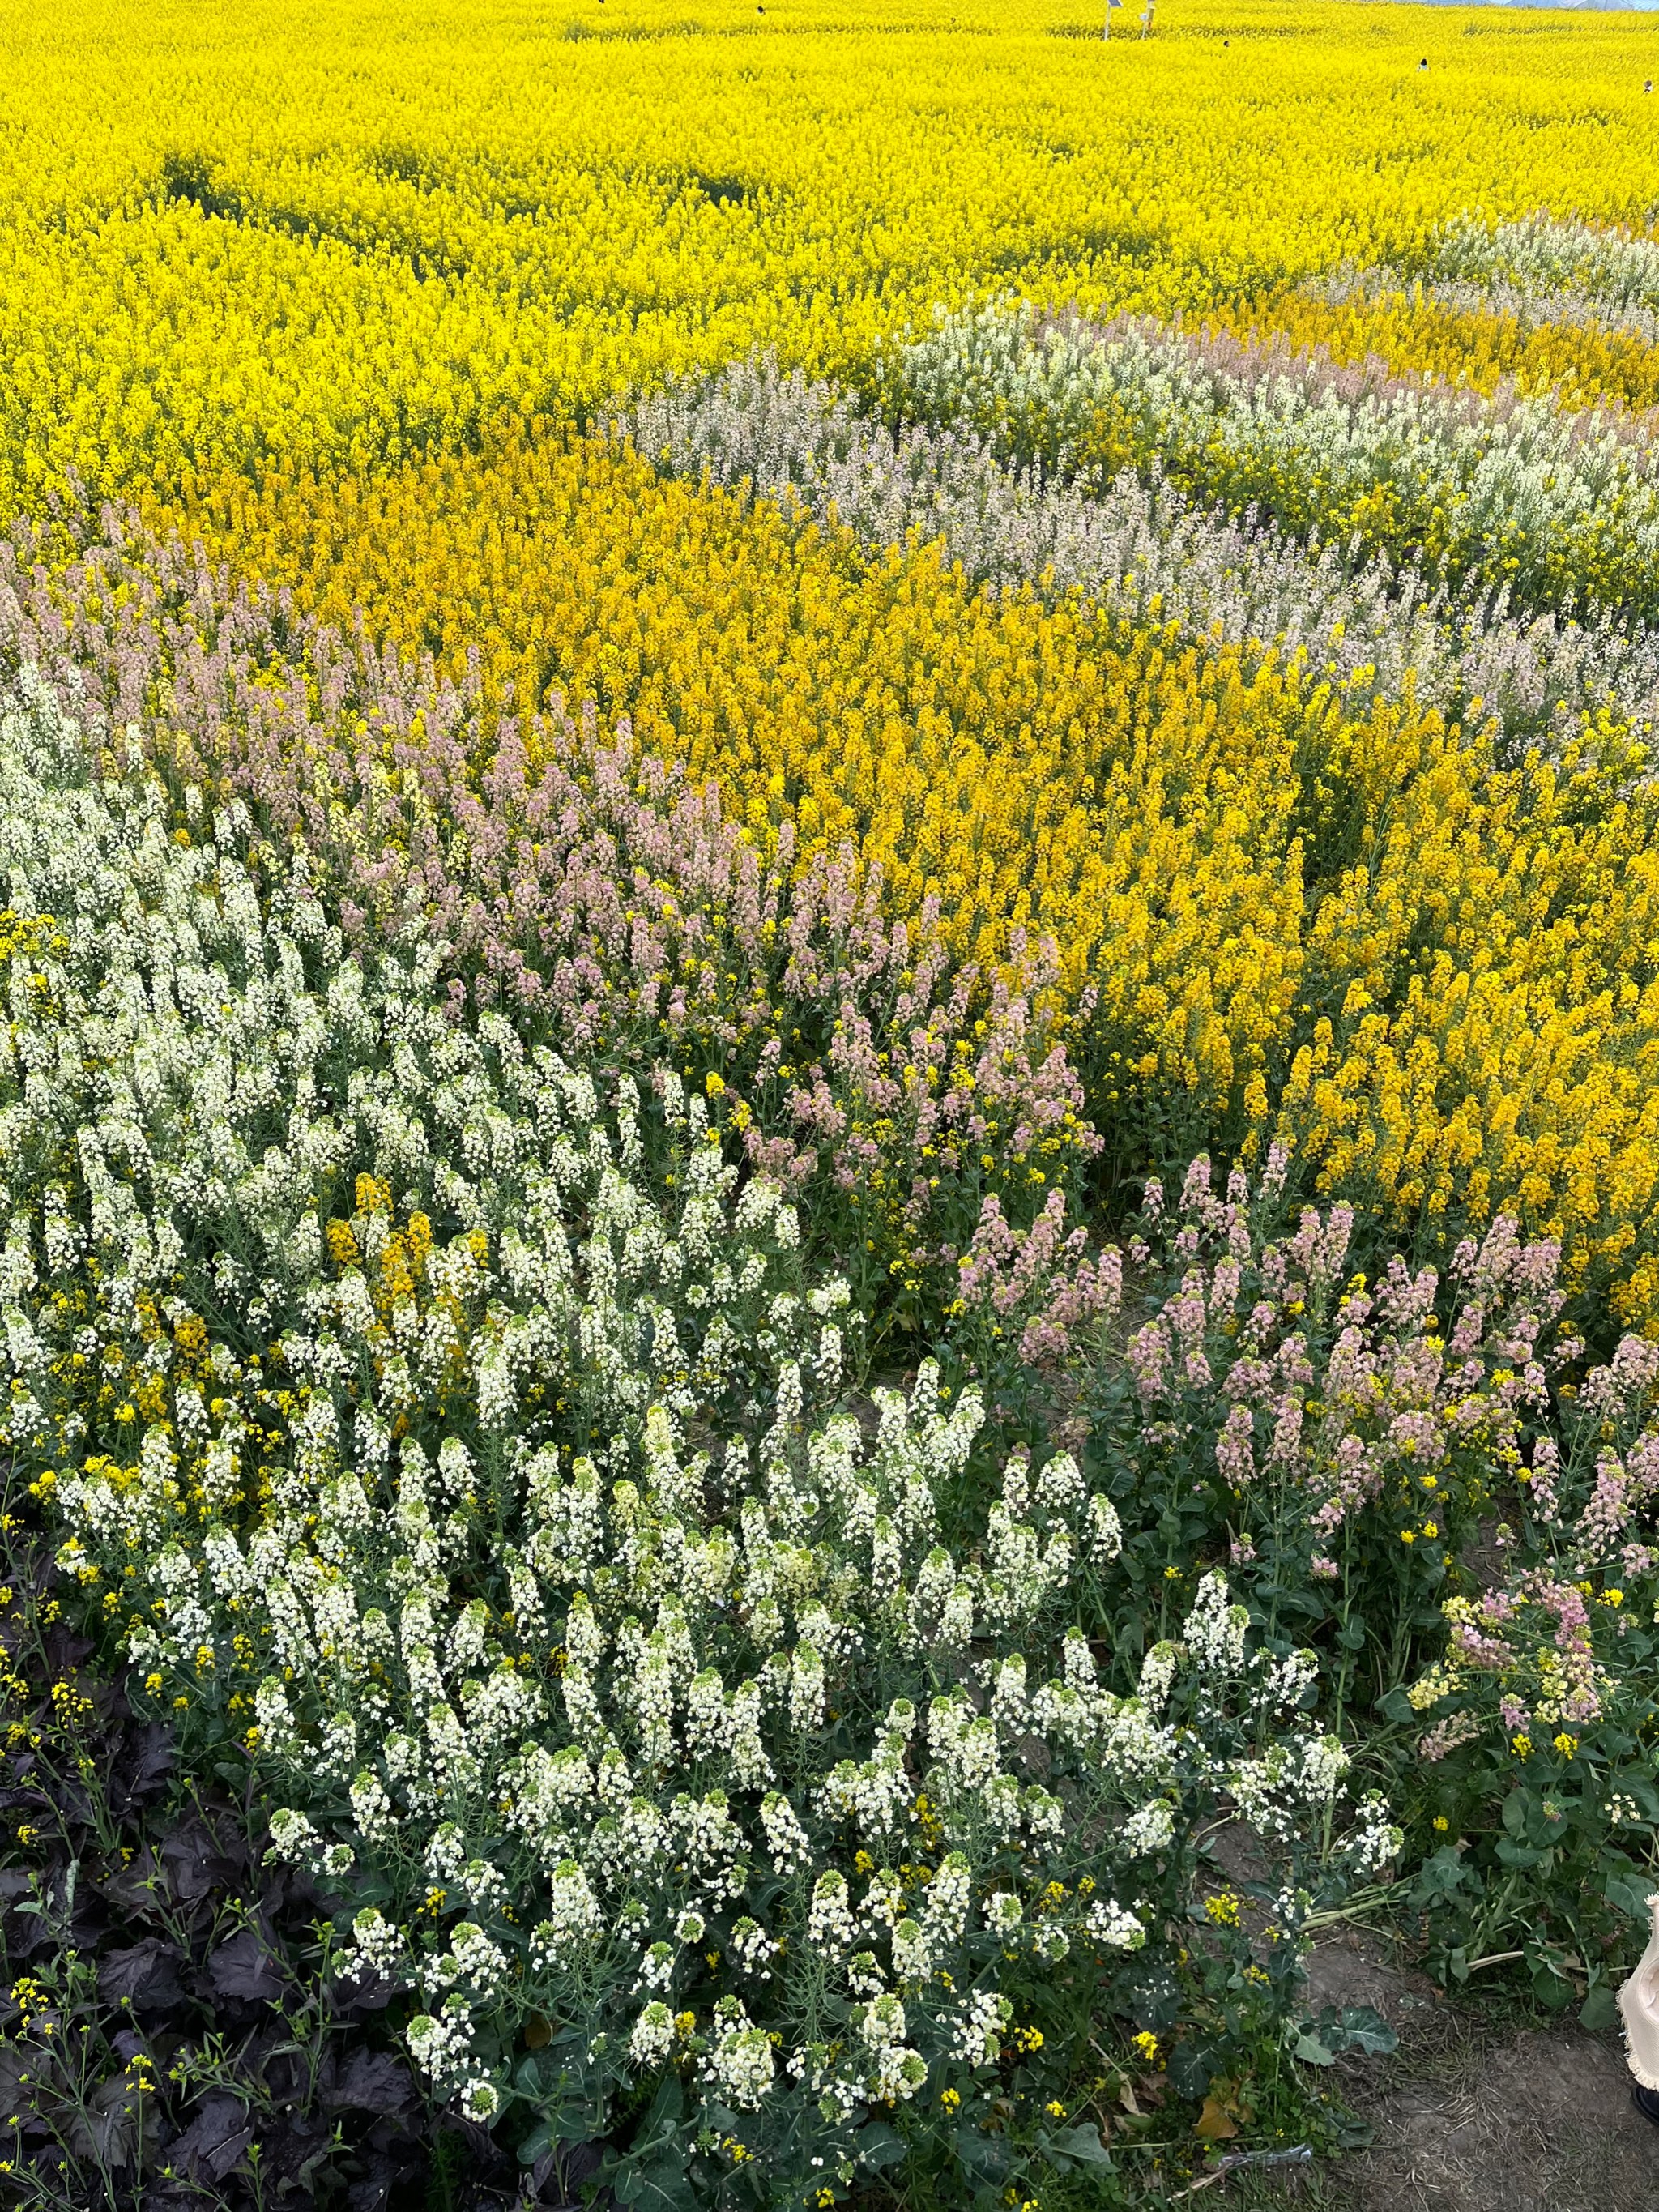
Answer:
[1423,211,1659,322]
[885,298,1659,629]
[0,685,1401,2203]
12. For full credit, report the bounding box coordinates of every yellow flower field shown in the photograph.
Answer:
[12,2,1659,2201]
[1,0,1657,507]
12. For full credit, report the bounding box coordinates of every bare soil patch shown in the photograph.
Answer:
[1222,1934,1659,2212]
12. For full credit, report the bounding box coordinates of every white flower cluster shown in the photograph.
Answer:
[339,1906,406,1986]
[405,1997,501,2124]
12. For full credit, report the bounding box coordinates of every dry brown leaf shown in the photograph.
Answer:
[1193,2095,1239,2142]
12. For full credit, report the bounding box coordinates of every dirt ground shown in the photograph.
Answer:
[1216,1935,1659,2212]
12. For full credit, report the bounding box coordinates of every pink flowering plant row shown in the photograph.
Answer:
[1393,1333,1659,2008]
[1078,1153,1659,2008]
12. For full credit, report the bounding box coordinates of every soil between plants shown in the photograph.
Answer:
[1222,1935,1659,2212]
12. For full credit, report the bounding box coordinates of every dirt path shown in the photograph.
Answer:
[1222,1936,1659,2212]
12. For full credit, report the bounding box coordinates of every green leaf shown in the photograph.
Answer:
[1044,2122,1113,2169]
[955,2124,1010,2184]
[1167,2040,1212,2099]
[604,2074,691,2208]
[641,2073,685,2133]
[1581,1983,1620,2034]
[1529,1960,1575,2013]
[611,2154,698,2212]
[856,2121,906,2171]
[1274,1589,1325,1622]
[1411,1845,1475,1903]
[1495,1836,1548,1869]
[1604,1868,1655,1919]
[1292,2005,1397,2065]
[1331,2005,1397,2056]
[517,2121,555,2168]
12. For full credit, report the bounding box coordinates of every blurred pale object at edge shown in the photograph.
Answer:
[1618,1894,1659,2088]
